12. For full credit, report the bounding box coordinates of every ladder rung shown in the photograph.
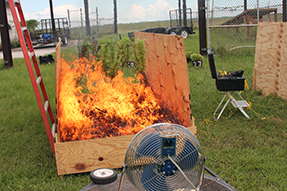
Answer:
[21,26,27,31]
[36,76,42,85]
[44,100,49,112]
[52,123,56,138]
[29,51,34,58]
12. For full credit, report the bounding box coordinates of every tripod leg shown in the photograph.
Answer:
[239,107,250,119]
[213,93,230,120]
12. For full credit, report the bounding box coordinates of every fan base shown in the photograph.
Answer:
[80,173,237,191]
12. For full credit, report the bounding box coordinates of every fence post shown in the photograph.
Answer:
[198,0,207,56]
[84,0,90,36]
[284,0,287,22]
[114,0,117,34]
[0,0,13,68]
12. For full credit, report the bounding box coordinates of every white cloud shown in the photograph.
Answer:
[121,0,175,23]
[24,4,80,22]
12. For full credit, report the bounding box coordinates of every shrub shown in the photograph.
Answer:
[189,53,204,62]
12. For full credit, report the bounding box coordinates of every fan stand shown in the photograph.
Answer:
[213,92,250,120]
[80,166,237,191]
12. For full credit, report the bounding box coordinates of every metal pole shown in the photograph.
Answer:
[114,0,117,34]
[206,0,210,50]
[80,8,83,34]
[0,0,13,68]
[244,0,247,11]
[183,0,187,27]
[257,0,259,24]
[198,0,207,56]
[67,9,71,28]
[178,0,182,26]
[96,7,99,33]
[84,0,90,36]
[49,0,56,33]
[283,0,287,22]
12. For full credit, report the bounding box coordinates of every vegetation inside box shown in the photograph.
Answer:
[78,36,146,79]
[0,24,286,191]
[58,36,181,142]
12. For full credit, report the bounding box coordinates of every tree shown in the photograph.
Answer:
[26,19,38,32]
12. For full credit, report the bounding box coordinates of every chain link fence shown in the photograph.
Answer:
[67,7,114,38]
[206,0,284,55]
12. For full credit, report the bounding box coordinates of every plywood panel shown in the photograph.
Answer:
[253,22,287,99]
[55,39,61,140]
[134,32,192,127]
[55,124,196,175]
[279,24,287,99]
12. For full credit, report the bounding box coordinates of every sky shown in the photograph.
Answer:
[21,0,198,25]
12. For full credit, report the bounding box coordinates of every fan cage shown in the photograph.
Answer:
[125,123,205,191]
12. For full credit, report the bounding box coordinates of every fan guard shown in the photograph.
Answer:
[124,123,205,191]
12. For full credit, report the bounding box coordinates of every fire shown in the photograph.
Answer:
[58,57,179,142]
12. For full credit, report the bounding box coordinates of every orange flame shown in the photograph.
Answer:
[58,57,179,142]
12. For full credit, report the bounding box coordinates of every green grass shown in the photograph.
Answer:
[0,32,287,191]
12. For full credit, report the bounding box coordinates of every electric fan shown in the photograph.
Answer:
[121,123,205,191]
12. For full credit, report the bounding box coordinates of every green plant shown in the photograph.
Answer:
[25,19,39,32]
[132,38,146,73]
[185,50,194,61]
[78,36,100,60]
[97,37,146,78]
[189,53,204,62]
[117,37,133,67]
[99,38,121,78]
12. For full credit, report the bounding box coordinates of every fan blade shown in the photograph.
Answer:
[135,134,161,158]
[141,164,168,191]
[177,139,199,171]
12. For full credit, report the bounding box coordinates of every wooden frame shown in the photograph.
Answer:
[54,32,196,175]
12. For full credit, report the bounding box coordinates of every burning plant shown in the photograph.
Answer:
[58,38,180,142]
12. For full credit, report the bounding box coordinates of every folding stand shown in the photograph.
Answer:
[208,50,250,120]
[213,91,250,120]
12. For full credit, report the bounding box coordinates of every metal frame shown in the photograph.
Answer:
[213,91,250,120]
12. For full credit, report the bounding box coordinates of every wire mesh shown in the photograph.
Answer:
[206,0,284,55]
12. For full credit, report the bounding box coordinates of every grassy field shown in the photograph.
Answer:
[0,29,286,190]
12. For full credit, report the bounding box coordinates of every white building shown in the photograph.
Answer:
[0,1,19,44]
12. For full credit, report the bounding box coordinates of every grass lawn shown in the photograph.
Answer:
[0,31,286,190]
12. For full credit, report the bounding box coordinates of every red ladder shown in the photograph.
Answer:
[8,0,56,153]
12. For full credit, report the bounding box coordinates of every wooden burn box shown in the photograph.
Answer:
[54,32,196,175]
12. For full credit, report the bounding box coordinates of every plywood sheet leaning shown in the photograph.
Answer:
[253,22,287,100]
[55,39,61,141]
[134,32,192,128]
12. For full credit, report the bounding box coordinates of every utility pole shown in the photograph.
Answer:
[84,0,90,36]
[0,0,13,68]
